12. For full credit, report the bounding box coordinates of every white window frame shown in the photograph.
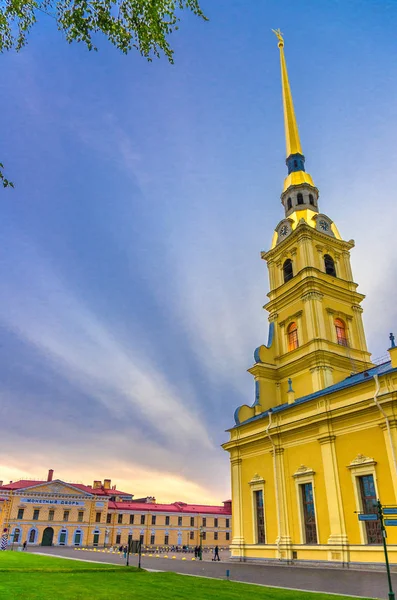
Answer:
[293,466,319,544]
[279,310,303,354]
[347,454,378,545]
[249,474,266,545]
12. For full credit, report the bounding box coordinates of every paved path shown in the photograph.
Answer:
[29,546,397,599]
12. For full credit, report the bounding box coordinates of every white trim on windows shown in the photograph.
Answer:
[293,465,319,544]
[249,474,266,545]
[348,454,378,545]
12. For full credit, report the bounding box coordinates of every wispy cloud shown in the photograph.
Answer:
[0,232,233,500]
[163,209,264,399]
[1,237,212,448]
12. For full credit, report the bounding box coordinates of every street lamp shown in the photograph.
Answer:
[199,526,203,561]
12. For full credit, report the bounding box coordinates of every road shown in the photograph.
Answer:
[30,546,396,599]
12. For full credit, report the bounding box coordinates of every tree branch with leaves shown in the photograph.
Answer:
[0,0,207,187]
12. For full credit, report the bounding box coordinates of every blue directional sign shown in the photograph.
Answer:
[358,514,379,521]
[384,520,397,527]
[384,508,397,515]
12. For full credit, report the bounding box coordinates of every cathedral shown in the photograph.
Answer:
[223,31,397,566]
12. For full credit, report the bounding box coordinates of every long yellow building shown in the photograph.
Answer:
[0,470,231,550]
[223,30,397,566]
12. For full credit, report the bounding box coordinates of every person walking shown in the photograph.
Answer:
[123,545,128,559]
[23,540,27,551]
[213,545,220,561]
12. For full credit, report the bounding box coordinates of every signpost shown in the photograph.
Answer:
[357,500,396,600]
[127,539,142,569]
[377,501,395,600]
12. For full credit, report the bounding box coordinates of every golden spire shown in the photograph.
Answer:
[272,29,303,157]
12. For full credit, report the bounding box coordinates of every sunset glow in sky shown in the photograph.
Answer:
[1,0,397,502]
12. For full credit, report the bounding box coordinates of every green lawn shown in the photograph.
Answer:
[0,551,127,571]
[0,552,371,600]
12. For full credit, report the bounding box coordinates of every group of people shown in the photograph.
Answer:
[116,543,221,561]
[193,545,220,561]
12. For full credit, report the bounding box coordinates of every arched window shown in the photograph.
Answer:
[335,319,348,347]
[324,254,337,277]
[13,528,20,543]
[309,194,315,206]
[297,193,304,205]
[287,197,292,210]
[28,529,37,543]
[287,322,299,351]
[74,530,82,546]
[58,529,68,545]
[93,530,100,546]
[283,259,293,283]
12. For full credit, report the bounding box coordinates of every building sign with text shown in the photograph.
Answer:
[21,498,85,506]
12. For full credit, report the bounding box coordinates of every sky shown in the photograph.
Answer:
[0,0,397,503]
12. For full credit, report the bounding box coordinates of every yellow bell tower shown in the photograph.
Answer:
[224,33,397,569]
[239,31,372,421]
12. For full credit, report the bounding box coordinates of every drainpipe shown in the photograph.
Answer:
[265,408,282,559]
[373,374,397,477]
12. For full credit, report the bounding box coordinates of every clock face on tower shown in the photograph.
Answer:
[319,220,329,231]
[280,225,289,237]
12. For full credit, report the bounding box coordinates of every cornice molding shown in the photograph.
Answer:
[270,447,285,456]
[351,305,363,313]
[279,310,303,327]
[326,307,353,321]
[265,269,364,308]
[248,474,265,486]
[301,291,323,302]
[227,399,394,451]
[379,419,397,431]
[262,229,354,262]
[318,434,336,445]
[293,464,315,478]
[310,365,334,374]
[347,454,377,469]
